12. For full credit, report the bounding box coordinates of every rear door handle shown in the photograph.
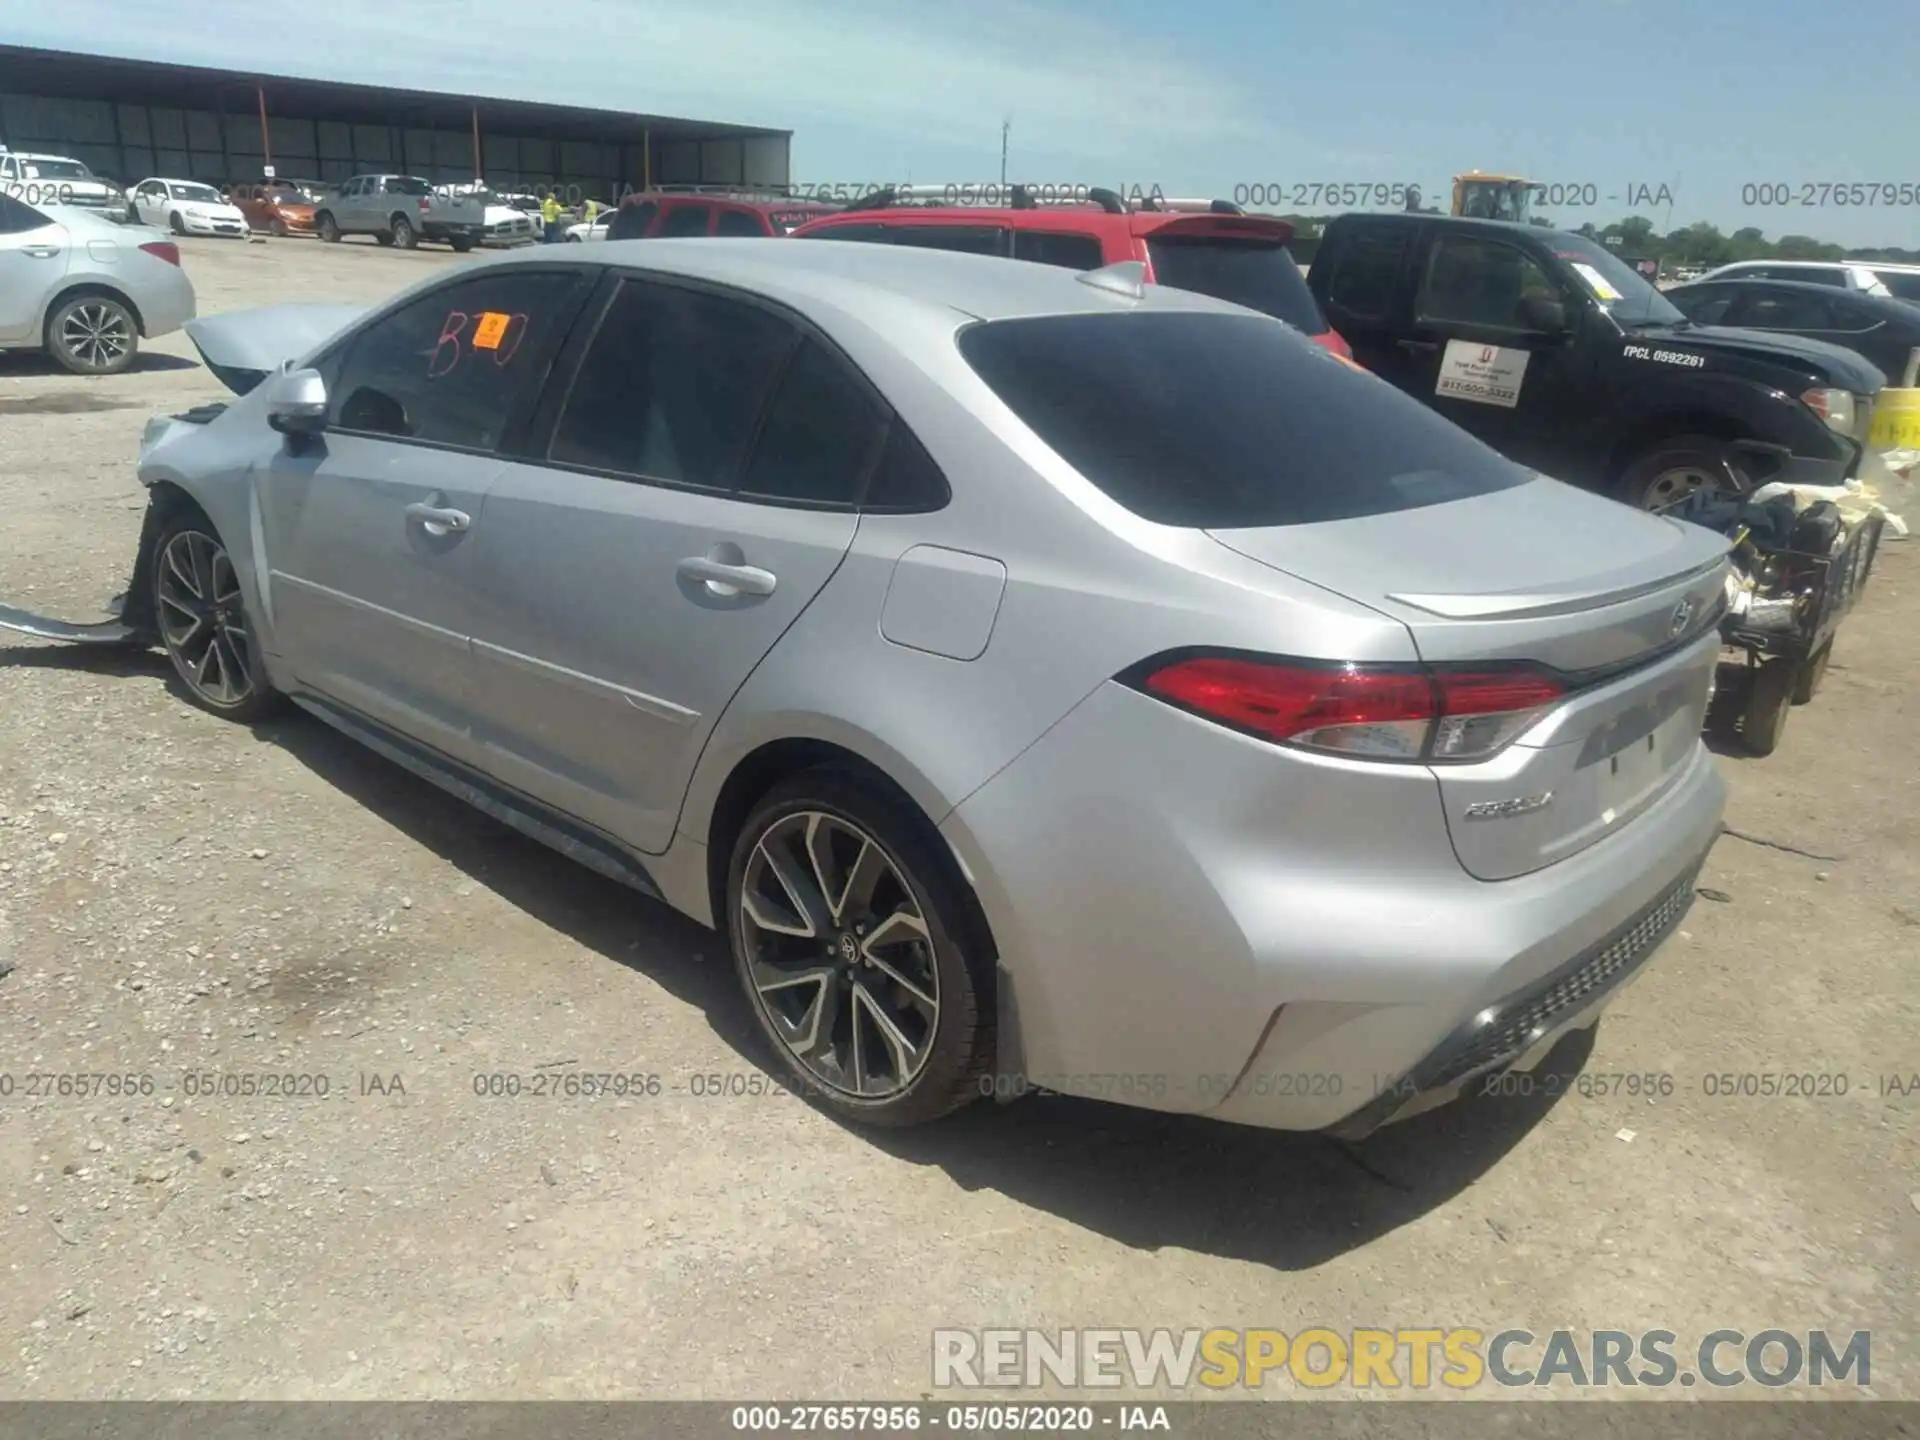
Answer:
[1397,338,1439,355]
[404,501,470,536]
[677,555,777,597]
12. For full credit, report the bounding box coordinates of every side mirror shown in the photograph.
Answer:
[266,367,328,436]
[1520,294,1570,335]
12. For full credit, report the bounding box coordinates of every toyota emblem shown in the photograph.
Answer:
[1669,598,1695,638]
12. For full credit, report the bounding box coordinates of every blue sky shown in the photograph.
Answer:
[5,0,1919,246]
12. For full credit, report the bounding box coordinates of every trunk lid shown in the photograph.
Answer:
[1209,477,1730,879]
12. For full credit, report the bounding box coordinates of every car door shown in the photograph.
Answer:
[1392,230,1587,470]
[0,195,70,343]
[459,273,884,852]
[334,178,369,228]
[129,181,161,226]
[259,265,595,761]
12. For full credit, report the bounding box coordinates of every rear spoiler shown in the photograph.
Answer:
[1144,213,1296,244]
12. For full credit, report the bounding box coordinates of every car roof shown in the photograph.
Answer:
[620,189,836,216]
[1674,276,1919,314]
[475,235,1260,326]
[798,203,1295,242]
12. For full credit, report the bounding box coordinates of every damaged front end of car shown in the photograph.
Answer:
[0,303,364,651]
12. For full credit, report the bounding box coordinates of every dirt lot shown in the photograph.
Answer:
[0,234,1915,1405]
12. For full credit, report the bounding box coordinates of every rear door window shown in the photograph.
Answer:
[1728,289,1843,331]
[1414,235,1560,332]
[1667,286,1740,326]
[607,200,658,240]
[715,208,766,237]
[891,225,1010,257]
[655,203,713,238]
[957,311,1528,528]
[1145,236,1327,334]
[1321,226,1409,322]
[797,223,895,244]
[1012,231,1106,271]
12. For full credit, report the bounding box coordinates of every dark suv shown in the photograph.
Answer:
[1307,213,1885,509]
[604,186,836,240]
[791,187,1349,356]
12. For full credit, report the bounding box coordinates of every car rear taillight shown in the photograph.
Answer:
[418,197,431,213]
[1319,327,1352,359]
[1133,655,1564,763]
[138,241,181,266]
[1801,387,1856,435]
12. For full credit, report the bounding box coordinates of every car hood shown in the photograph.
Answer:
[1635,323,1888,392]
[183,304,366,394]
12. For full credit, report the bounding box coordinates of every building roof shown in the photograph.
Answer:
[0,44,785,144]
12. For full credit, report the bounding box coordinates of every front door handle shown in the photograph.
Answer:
[21,246,59,259]
[1397,338,1439,355]
[678,555,777,598]
[404,501,470,536]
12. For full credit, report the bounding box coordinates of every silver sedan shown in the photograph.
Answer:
[0,197,195,374]
[0,240,1726,1139]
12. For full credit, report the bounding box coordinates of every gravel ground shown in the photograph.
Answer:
[0,234,1915,1404]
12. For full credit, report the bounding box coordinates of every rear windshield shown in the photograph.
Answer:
[958,312,1530,528]
[388,177,433,196]
[1145,236,1327,334]
[1873,270,1920,303]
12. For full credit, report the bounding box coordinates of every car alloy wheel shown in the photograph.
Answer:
[738,810,942,1101]
[50,298,136,375]
[392,215,417,249]
[317,213,340,242]
[153,521,272,718]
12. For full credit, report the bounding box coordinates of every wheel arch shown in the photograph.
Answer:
[42,281,147,343]
[1605,409,1750,484]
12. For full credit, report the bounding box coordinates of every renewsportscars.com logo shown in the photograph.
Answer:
[932,1327,1872,1391]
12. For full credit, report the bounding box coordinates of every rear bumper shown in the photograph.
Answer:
[135,266,196,339]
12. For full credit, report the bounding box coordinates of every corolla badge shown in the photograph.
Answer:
[1463,792,1554,822]
[1669,598,1695,638]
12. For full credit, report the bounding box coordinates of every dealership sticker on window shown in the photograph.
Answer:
[1436,340,1529,408]
[1569,262,1623,301]
[472,312,512,350]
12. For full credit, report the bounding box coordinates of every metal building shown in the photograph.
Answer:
[0,45,791,200]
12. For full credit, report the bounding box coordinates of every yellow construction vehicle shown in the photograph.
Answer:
[1451,172,1535,223]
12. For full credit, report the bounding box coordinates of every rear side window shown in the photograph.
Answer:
[715,208,766,238]
[608,201,657,240]
[957,312,1529,528]
[549,279,796,488]
[1013,231,1106,271]
[739,340,887,505]
[1730,290,1842,331]
[1667,287,1739,325]
[1322,227,1408,322]
[1145,237,1327,334]
[0,193,51,234]
[1873,271,1920,302]
[864,422,951,512]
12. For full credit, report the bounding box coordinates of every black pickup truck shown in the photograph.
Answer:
[1307,214,1885,509]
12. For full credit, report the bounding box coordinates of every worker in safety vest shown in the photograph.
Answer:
[540,190,564,243]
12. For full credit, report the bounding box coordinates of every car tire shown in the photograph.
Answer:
[45,293,139,376]
[449,236,476,254]
[374,229,395,247]
[316,212,340,242]
[1741,659,1795,757]
[391,214,417,249]
[726,765,995,1128]
[1615,435,1750,512]
[168,211,186,236]
[150,508,282,724]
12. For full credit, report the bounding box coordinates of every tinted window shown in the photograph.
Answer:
[1760,266,1843,287]
[1731,290,1842,331]
[1012,231,1105,271]
[715,209,766,238]
[739,340,886,504]
[0,194,51,234]
[1145,237,1326,334]
[328,270,586,450]
[1417,236,1561,330]
[1322,226,1408,321]
[864,422,951,512]
[1667,286,1739,325]
[799,223,895,244]
[550,280,796,488]
[607,201,657,240]
[957,312,1528,528]
[892,225,1008,256]
[386,177,432,196]
[656,204,712,237]
[1872,271,1920,303]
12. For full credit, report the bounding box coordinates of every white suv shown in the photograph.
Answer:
[1698,259,1920,303]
